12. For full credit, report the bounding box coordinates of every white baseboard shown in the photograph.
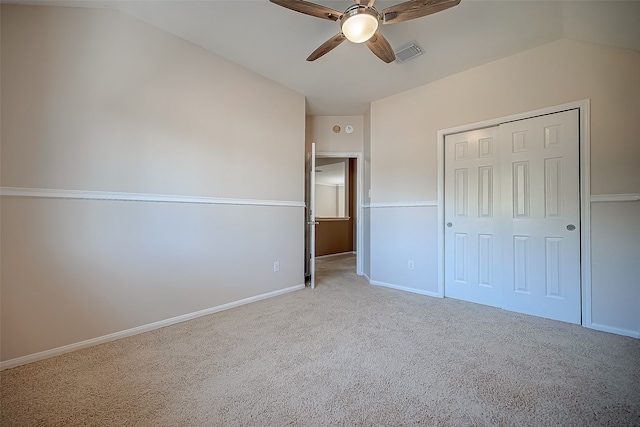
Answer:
[363,273,371,283]
[587,323,640,339]
[0,284,305,371]
[369,280,440,298]
[367,201,438,208]
[315,251,356,260]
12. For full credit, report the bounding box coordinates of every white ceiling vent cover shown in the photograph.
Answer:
[395,42,424,63]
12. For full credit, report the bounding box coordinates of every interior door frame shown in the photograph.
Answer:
[309,143,316,289]
[316,151,364,276]
[436,99,592,327]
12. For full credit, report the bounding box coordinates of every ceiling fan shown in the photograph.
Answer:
[270,0,461,63]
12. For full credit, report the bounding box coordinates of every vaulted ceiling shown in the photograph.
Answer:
[11,1,640,115]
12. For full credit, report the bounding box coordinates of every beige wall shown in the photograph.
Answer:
[315,184,343,217]
[369,39,640,334]
[1,6,303,200]
[306,116,364,153]
[371,39,639,203]
[1,5,306,362]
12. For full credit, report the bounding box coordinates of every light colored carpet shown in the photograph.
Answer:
[1,253,639,426]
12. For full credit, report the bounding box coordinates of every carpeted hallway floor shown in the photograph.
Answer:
[1,253,639,426]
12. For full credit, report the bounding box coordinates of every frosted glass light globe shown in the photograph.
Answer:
[341,9,379,43]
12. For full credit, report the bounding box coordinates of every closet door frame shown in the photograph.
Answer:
[436,99,592,327]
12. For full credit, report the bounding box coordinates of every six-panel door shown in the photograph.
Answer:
[445,126,502,308]
[499,110,581,323]
[445,110,580,324]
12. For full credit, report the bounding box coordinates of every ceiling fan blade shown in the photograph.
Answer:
[355,0,376,6]
[382,0,460,25]
[270,0,341,21]
[307,33,347,61]
[365,31,396,63]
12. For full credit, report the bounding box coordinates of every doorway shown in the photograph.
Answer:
[306,152,363,288]
[315,157,357,257]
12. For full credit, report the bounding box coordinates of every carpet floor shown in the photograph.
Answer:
[1,253,639,426]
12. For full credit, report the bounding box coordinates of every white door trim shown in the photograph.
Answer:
[437,99,592,326]
[309,143,317,289]
[316,151,364,276]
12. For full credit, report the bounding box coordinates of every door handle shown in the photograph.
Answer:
[447,222,453,228]
[566,224,576,231]
[308,221,319,225]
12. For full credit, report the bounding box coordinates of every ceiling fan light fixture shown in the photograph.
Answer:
[340,6,379,44]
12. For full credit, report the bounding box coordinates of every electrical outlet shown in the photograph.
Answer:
[408,260,414,270]
[274,261,280,272]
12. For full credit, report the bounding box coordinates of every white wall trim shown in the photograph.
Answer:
[0,187,304,208]
[368,201,438,208]
[590,193,640,203]
[437,100,590,135]
[0,284,305,371]
[370,280,440,298]
[579,99,593,328]
[316,151,362,158]
[589,323,640,339]
[436,100,593,327]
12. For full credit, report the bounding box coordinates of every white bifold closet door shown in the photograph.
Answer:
[444,126,503,308]
[445,109,581,324]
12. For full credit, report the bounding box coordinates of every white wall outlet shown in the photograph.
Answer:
[274,261,280,272]
[408,260,414,270]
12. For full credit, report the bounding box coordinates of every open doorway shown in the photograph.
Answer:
[315,157,356,257]
[306,153,362,288]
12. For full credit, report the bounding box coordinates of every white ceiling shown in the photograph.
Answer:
[10,0,640,116]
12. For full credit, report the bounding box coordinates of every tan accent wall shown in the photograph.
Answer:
[315,220,353,257]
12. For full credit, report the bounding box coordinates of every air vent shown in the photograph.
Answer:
[394,42,424,63]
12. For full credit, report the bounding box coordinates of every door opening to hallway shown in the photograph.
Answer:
[306,155,359,288]
[315,157,357,254]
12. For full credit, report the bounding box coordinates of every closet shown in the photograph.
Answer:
[444,109,580,324]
